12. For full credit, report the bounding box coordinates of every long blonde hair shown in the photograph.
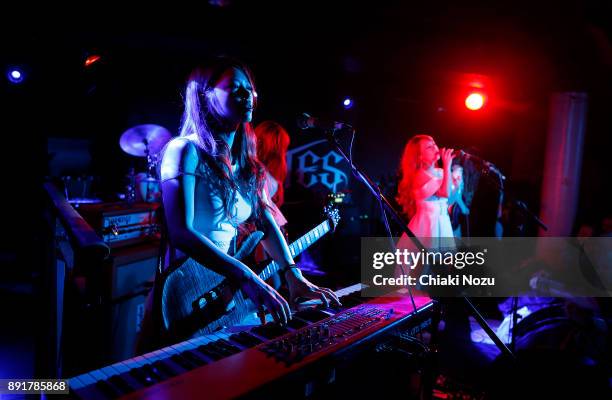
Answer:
[396,134,434,218]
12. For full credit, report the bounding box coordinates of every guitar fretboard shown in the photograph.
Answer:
[259,220,331,281]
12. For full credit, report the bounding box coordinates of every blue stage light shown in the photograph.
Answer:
[7,68,25,84]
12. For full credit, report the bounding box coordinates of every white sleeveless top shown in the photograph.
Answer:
[192,167,253,254]
[397,167,455,252]
[163,138,253,255]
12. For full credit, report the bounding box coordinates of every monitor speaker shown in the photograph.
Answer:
[108,242,159,362]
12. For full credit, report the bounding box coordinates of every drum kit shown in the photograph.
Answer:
[119,124,172,203]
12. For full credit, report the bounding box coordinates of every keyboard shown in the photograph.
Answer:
[69,284,433,399]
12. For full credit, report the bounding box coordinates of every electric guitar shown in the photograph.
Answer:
[160,206,341,342]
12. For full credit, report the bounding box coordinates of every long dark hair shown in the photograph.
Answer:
[179,57,267,220]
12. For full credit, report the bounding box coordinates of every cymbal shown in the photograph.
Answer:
[120,124,172,157]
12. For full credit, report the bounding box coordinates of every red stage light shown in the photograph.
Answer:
[465,92,485,110]
[84,55,101,67]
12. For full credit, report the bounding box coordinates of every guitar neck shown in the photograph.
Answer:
[258,220,331,281]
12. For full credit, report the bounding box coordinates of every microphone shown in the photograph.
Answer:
[297,113,354,132]
[453,149,506,180]
[453,149,485,160]
[452,149,467,159]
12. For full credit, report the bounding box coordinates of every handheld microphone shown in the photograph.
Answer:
[297,113,354,132]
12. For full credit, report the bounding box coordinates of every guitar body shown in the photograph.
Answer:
[161,258,253,341]
[158,206,340,342]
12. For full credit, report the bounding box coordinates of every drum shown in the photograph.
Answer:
[135,173,161,203]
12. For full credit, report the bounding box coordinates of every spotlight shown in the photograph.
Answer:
[342,97,353,109]
[7,67,24,84]
[465,92,485,111]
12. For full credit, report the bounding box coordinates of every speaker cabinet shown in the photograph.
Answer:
[108,242,159,362]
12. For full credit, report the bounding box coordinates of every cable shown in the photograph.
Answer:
[349,129,356,168]
[378,202,420,330]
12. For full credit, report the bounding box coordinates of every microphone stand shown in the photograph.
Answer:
[323,129,515,360]
[466,156,548,353]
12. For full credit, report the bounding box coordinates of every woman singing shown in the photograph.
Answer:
[396,134,455,249]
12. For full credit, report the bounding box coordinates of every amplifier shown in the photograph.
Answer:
[108,242,159,362]
[78,202,161,247]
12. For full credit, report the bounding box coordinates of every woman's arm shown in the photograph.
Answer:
[259,207,294,267]
[455,191,470,214]
[448,184,469,215]
[448,185,458,206]
[412,170,443,200]
[448,180,463,206]
[260,204,341,308]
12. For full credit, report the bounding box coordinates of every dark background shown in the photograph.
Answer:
[1,0,611,385]
[2,0,611,272]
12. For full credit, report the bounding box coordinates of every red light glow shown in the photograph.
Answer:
[84,55,101,67]
[465,92,485,110]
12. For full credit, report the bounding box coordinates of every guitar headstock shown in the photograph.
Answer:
[323,205,341,231]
